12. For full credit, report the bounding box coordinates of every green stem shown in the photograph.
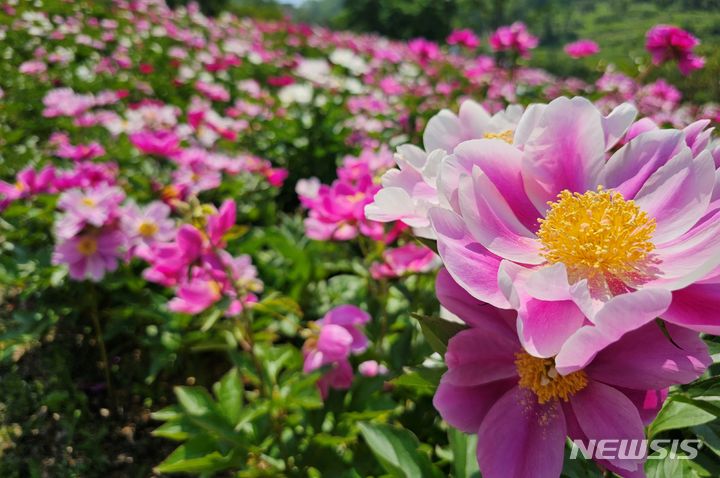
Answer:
[89,284,117,412]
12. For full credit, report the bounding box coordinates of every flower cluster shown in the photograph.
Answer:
[302,305,376,398]
[367,96,719,476]
[646,25,705,75]
[489,22,539,58]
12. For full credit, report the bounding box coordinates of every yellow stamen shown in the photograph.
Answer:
[537,186,656,286]
[483,130,514,144]
[137,221,159,237]
[81,197,95,207]
[76,236,98,256]
[15,181,26,192]
[515,352,587,404]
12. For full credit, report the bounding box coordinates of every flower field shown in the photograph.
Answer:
[1,0,720,477]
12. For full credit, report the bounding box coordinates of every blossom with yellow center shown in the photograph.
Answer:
[137,221,159,237]
[537,186,656,288]
[76,236,98,256]
[514,352,588,404]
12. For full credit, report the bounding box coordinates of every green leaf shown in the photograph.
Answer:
[447,429,480,478]
[154,437,241,474]
[175,386,218,416]
[390,367,445,396]
[411,313,467,355]
[358,422,441,478]
[645,452,702,478]
[682,376,720,398]
[213,368,243,425]
[649,398,717,438]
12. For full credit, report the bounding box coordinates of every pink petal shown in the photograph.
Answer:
[476,386,566,478]
[442,328,519,386]
[601,129,685,199]
[554,289,671,374]
[570,382,645,472]
[634,149,714,243]
[433,379,515,434]
[458,170,542,264]
[429,207,510,308]
[453,139,540,231]
[521,97,606,211]
[587,322,709,389]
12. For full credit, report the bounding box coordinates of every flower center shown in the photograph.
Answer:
[515,352,587,404]
[76,236,98,256]
[483,130,514,143]
[81,197,95,207]
[14,181,26,192]
[138,221,159,237]
[537,186,656,286]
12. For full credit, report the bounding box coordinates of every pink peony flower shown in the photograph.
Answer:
[408,38,440,65]
[52,229,126,281]
[489,22,538,58]
[365,101,524,238]
[56,186,125,238]
[564,39,600,59]
[447,29,481,49]
[0,166,56,203]
[121,201,175,260]
[433,268,710,478]
[129,130,181,157]
[370,243,439,279]
[424,96,720,370]
[56,141,106,162]
[646,25,705,75]
[303,305,370,398]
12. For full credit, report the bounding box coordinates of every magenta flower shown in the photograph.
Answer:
[447,29,481,49]
[370,243,439,280]
[407,38,440,65]
[302,305,370,398]
[434,269,709,478]
[564,39,600,59]
[489,22,538,58]
[426,96,720,369]
[646,25,705,75]
[300,163,404,242]
[52,229,126,281]
[129,130,181,156]
[56,141,106,162]
[0,166,56,203]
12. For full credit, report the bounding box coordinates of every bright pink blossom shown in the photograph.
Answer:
[563,39,599,59]
[646,25,705,75]
[303,305,370,398]
[424,97,720,368]
[433,268,709,478]
[489,22,538,58]
[129,130,181,156]
[447,29,481,49]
